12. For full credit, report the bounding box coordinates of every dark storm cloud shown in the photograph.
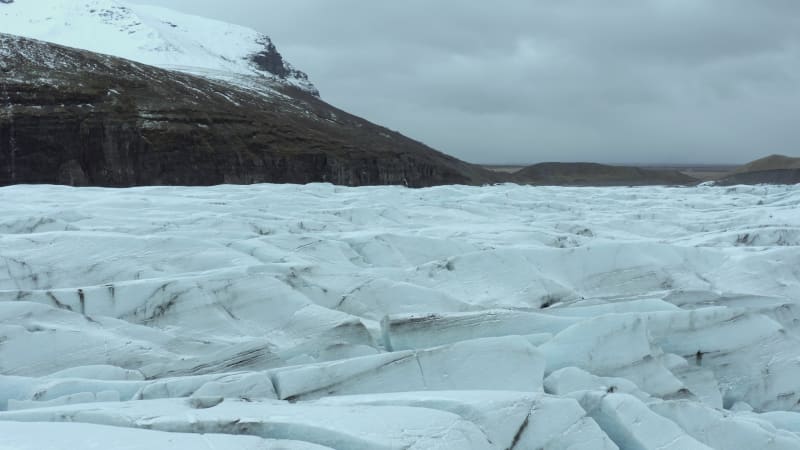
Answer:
[154,0,800,164]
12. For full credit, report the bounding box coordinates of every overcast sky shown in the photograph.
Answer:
[154,0,800,165]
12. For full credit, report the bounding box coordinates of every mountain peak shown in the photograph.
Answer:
[0,0,318,95]
[1,32,496,187]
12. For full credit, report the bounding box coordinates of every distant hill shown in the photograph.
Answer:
[716,170,800,186]
[732,154,800,174]
[716,155,800,185]
[513,162,698,186]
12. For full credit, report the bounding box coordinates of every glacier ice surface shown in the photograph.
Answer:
[0,183,799,448]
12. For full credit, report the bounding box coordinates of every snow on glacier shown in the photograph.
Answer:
[0,182,799,448]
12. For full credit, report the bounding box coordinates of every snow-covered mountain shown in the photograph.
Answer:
[1,33,496,186]
[0,0,318,95]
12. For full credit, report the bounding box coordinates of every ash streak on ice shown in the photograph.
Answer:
[0,183,799,449]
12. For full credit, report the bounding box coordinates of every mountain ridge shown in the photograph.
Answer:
[0,33,499,187]
[0,0,318,95]
[2,2,795,188]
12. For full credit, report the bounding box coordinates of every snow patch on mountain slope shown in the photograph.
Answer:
[0,0,317,95]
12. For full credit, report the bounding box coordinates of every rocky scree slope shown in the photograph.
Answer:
[0,34,498,187]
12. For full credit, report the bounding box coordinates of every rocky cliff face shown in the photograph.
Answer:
[0,34,498,187]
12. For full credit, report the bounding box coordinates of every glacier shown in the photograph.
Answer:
[0,182,799,449]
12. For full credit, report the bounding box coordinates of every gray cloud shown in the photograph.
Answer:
[152,0,800,164]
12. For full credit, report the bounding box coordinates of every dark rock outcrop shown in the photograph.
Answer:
[0,34,500,188]
[512,162,697,186]
[250,36,318,97]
